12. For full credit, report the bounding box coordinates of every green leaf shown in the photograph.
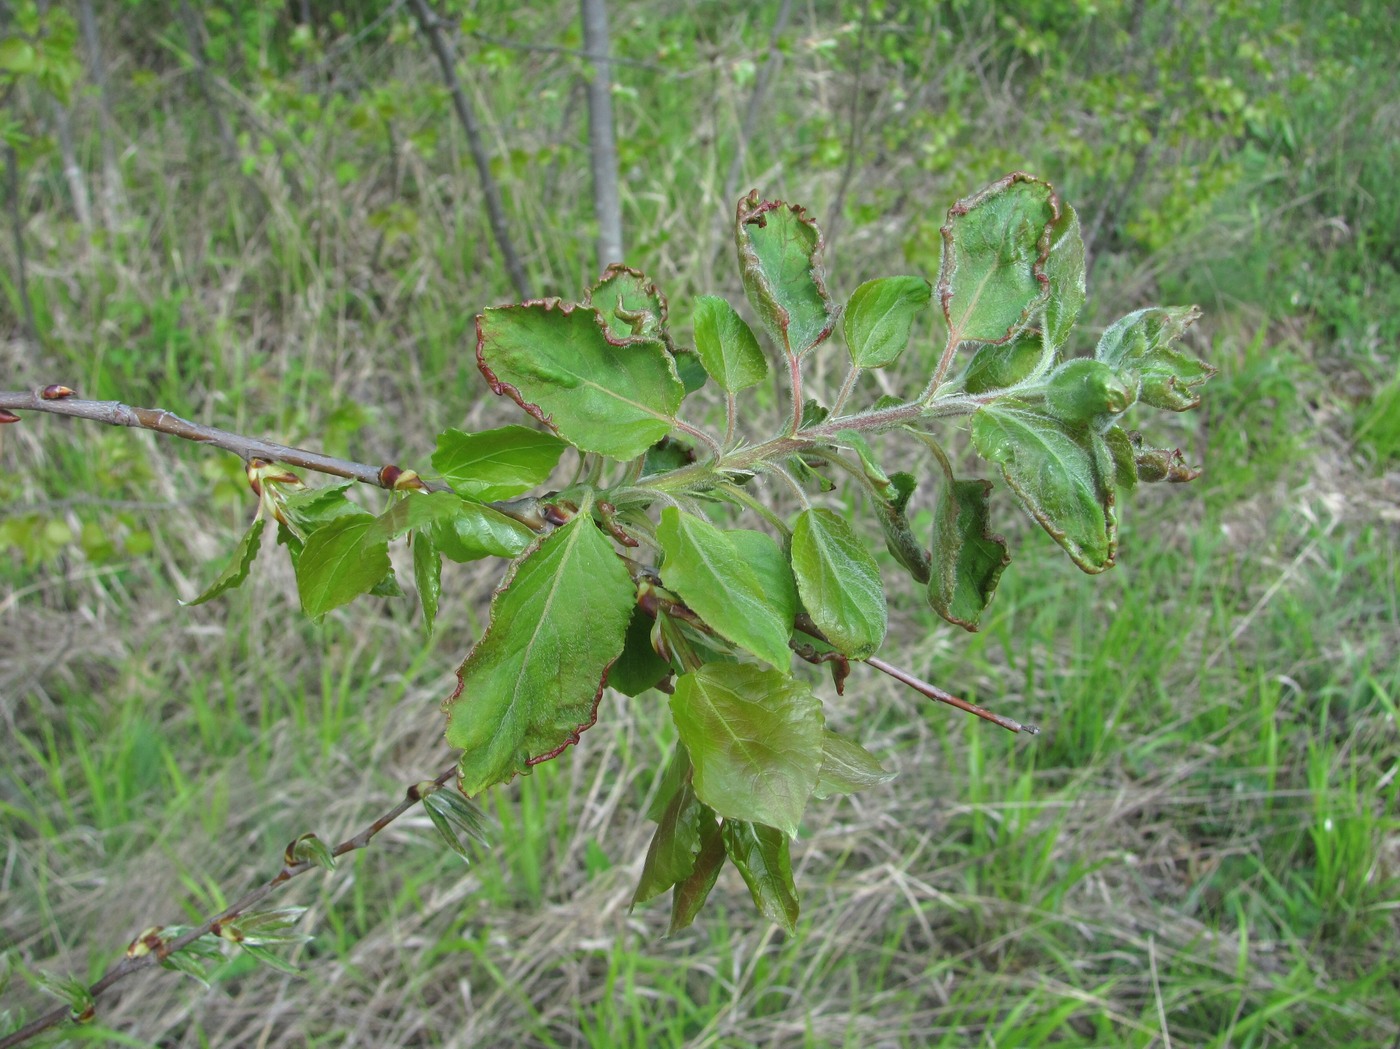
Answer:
[1094,305,1212,411]
[812,730,897,799]
[585,263,672,347]
[296,516,392,617]
[1042,357,1135,429]
[656,507,793,669]
[831,430,893,496]
[691,294,768,392]
[843,276,932,368]
[938,173,1056,345]
[929,477,1011,631]
[790,508,887,659]
[238,942,302,976]
[1043,202,1086,353]
[432,426,567,501]
[727,528,797,628]
[961,329,1048,394]
[632,778,708,906]
[0,38,37,74]
[446,515,635,794]
[722,820,799,933]
[669,814,725,934]
[288,833,337,871]
[669,663,824,838]
[735,191,836,356]
[608,605,673,696]
[971,399,1117,572]
[413,531,442,635]
[423,788,488,861]
[183,517,264,605]
[477,300,683,460]
[374,490,533,561]
[875,471,931,584]
[279,482,361,537]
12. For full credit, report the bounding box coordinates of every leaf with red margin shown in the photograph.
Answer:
[938,173,1057,346]
[584,263,674,351]
[476,299,683,461]
[735,191,837,357]
[445,515,635,794]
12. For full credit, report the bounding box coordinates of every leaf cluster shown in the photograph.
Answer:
[189,174,1212,931]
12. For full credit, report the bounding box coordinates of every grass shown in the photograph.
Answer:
[3,0,1398,1045]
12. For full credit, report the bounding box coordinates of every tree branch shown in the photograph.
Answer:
[0,389,438,491]
[408,0,532,300]
[0,765,463,1049]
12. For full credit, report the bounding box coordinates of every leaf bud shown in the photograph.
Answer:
[1135,444,1201,483]
[962,332,1044,394]
[40,384,75,400]
[0,409,21,424]
[1043,358,1135,427]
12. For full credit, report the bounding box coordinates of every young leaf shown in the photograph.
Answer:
[296,516,392,617]
[413,531,442,635]
[722,819,800,933]
[961,330,1047,394]
[812,730,897,799]
[632,778,708,906]
[279,482,360,537]
[938,173,1056,345]
[238,942,302,976]
[669,814,726,934]
[1094,305,1211,411]
[477,300,683,461]
[971,399,1117,573]
[790,508,887,659]
[446,515,635,794]
[727,529,798,627]
[929,477,1011,631]
[691,294,768,392]
[608,605,674,697]
[183,516,265,606]
[1043,201,1086,353]
[656,507,793,670]
[374,490,532,561]
[735,192,836,357]
[875,471,932,584]
[431,426,567,501]
[1043,357,1136,429]
[584,264,672,346]
[843,275,932,368]
[423,788,488,861]
[669,663,824,838]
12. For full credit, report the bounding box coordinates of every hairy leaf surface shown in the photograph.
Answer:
[1043,202,1086,353]
[971,399,1117,572]
[446,515,634,794]
[1094,305,1211,411]
[477,300,683,460]
[930,477,1011,631]
[584,264,671,346]
[939,173,1056,345]
[669,663,823,838]
[735,192,836,357]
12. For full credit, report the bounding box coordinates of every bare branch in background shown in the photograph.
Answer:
[2,140,39,354]
[77,0,124,227]
[177,0,239,162]
[580,0,623,274]
[722,0,794,208]
[409,0,532,300]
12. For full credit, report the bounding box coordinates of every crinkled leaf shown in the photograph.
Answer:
[633,778,708,906]
[296,516,392,617]
[735,191,836,357]
[1043,202,1086,353]
[876,471,931,584]
[930,477,1011,631]
[477,300,683,460]
[608,605,673,697]
[585,264,672,346]
[184,517,264,605]
[413,531,442,635]
[722,820,799,933]
[692,294,768,392]
[657,508,792,669]
[669,663,823,838]
[790,508,887,659]
[843,275,932,368]
[446,516,634,794]
[938,173,1056,345]
[1102,425,1140,492]
[669,813,725,934]
[812,730,897,799]
[961,329,1049,394]
[1094,306,1212,411]
[971,399,1117,573]
[432,426,567,501]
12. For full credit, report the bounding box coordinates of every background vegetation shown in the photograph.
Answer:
[2,0,1397,1044]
